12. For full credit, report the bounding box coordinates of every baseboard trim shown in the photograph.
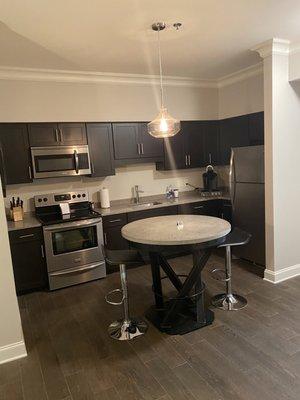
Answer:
[0,340,27,365]
[264,263,300,283]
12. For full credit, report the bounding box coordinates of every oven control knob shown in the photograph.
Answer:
[38,198,42,203]
[72,194,76,199]
[82,193,86,198]
[43,198,48,202]
[77,194,81,198]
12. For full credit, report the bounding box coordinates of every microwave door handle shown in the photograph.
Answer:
[74,149,79,174]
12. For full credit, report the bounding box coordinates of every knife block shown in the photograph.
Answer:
[10,206,24,222]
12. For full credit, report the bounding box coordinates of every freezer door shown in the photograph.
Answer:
[232,145,264,183]
[233,182,265,266]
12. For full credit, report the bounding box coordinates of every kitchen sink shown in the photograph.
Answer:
[131,201,162,208]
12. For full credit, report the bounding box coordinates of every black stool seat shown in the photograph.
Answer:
[219,228,251,248]
[102,247,144,266]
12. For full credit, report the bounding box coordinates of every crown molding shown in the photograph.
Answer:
[251,38,290,59]
[0,66,218,88]
[217,62,263,88]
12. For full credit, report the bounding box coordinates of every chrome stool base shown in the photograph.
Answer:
[108,318,148,341]
[211,293,247,311]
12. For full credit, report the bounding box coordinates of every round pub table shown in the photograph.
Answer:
[122,215,231,335]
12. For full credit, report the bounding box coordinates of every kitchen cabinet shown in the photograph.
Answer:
[0,124,32,188]
[9,227,47,294]
[86,123,115,177]
[112,123,164,163]
[28,123,87,146]
[178,200,220,216]
[249,112,264,145]
[220,199,232,223]
[184,121,206,168]
[203,121,220,165]
[103,213,129,250]
[127,205,178,223]
[219,115,250,165]
[160,130,186,170]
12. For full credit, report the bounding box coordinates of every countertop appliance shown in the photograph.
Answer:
[35,190,105,290]
[31,145,91,179]
[202,165,218,192]
[230,145,265,266]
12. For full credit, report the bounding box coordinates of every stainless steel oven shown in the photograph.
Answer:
[31,145,91,179]
[43,217,105,290]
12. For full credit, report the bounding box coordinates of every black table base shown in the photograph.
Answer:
[147,249,214,335]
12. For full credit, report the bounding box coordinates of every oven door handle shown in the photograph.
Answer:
[50,262,104,277]
[74,149,79,174]
[43,218,102,231]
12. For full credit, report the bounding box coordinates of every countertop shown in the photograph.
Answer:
[96,190,230,217]
[6,190,230,231]
[7,212,42,232]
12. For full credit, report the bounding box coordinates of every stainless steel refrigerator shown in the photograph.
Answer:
[229,145,265,266]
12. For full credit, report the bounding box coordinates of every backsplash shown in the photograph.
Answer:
[4,163,229,212]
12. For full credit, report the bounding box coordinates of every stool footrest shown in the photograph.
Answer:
[211,268,230,282]
[105,289,124,306]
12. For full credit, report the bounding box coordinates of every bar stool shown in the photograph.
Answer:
[211,228,251,311]
[102,246,148,340]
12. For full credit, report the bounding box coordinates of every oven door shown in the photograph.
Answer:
[43,218,104,273]
[31,145,91,178]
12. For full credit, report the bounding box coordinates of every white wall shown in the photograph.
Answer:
[218,73,264,119]
[0,178,26,364]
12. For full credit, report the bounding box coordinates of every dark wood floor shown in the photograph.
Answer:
[1,254,300,400]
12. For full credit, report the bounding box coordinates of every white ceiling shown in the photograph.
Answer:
[1,0,300,79]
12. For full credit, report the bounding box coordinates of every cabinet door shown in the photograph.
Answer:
[86,123,115,177]
[178,200,220,216]
[185,121,205,168]
[249,112,264,145]
[127,205,178,223]
[112,123,139,159]
[203,121,220,165]
[58,123,87,145]
[162,131,186,170]
[138,123,164,158]
[219,115,250,165]
[0,124,32,185]
[9,228,47,294]
[220,200,232,223]
[28,123,59,146]
[103,225,129,251]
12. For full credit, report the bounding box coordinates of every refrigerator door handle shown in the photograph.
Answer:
[229,149,236,209]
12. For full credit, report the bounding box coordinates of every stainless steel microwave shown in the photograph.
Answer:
[31,145,91,179]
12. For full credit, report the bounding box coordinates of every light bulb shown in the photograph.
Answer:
[148,107,181,138]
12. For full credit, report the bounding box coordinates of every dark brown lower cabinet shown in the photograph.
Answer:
[9,227,47,294]
[127,205,178,222]
[178,200,221,216]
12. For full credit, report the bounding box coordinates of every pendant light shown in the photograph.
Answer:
[147,22,181,138]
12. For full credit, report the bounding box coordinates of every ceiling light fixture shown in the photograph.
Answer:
[147,22,181,139]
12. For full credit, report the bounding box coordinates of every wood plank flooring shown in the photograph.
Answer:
[0,254,299,400]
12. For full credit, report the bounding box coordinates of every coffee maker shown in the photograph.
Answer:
[202,165,218,192]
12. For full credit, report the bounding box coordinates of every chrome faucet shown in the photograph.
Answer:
[134,185,144,204]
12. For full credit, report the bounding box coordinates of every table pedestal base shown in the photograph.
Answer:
[146,303,214,335]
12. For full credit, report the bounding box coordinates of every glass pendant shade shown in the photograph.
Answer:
[148,107,181,138]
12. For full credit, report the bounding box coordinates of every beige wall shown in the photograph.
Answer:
[218,73,264,119]
[0,178,26,364]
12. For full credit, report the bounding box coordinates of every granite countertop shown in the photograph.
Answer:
[6,212,42,232]
[122,215,231,246]
[96,190,230,217]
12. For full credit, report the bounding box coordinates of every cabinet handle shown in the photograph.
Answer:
[209,153,212,164]
[109,219,121,223]
[221,213,224,219]
[41,244,45,258]
[104,233,107,245]
[141,143,144,155]
[137,143,141,155]
[185,154,188,166]
[59,129,63,142]
[91,161,94,174]
[19,234,34,239]
[55,128,59,142]
[223,204,232,207]
[193,205,204,209]
[188,154,191,166]
[28,165,32,180]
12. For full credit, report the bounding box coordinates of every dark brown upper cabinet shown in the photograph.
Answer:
[112,123,164,164]
[184,121,206,168]
[219,115,250,165]
[203,120,220,165]
[28,123,87,146]
[86,123,115,177]
[0,123,32,187]
[248,112,264,145]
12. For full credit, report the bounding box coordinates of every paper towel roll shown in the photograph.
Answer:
[100,188,110,208]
